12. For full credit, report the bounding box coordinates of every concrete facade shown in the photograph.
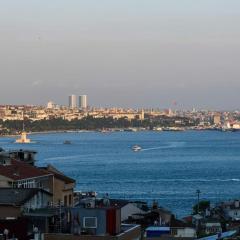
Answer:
[172,227,196,238]
[0,206,21,219]
[53,177,74,207]
[121,203,146,222]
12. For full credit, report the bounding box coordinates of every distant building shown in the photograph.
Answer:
[79,95,87,109]
[213,114,221,125]
[47,101,55,109]
[218,199,240,221]
[204,220,222,235]
[69,95,77,109]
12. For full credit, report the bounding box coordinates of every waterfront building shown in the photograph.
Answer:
[79,94,87,109]
[69,95,77,109]
[213,114,221,125]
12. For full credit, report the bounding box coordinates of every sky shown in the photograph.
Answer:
[0,0,240,110]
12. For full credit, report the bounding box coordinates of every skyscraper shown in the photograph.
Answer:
[79,95,87,109]
[69,95,77,109]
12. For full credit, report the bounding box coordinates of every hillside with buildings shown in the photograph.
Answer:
[1,104,240,135]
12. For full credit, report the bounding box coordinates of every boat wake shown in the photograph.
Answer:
[141,142,186,151]
[141,146,167,151]
[44,153,108,161]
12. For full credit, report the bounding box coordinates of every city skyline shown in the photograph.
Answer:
[0,0,240,109]
[2,95,240,112]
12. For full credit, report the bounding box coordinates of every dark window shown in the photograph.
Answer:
[83,217,97,228]
[64,195,67,206]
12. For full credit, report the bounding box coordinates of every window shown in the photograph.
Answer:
[69,194,72,206]
[83,217,97,229]
[171,229,178,236]
[38,182,43,188]
[64,195,68,206]
[67,211,71,223]
[17,179,35,188]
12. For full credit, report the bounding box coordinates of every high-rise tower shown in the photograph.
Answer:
[79,95,87,109]
[69,95,77,109]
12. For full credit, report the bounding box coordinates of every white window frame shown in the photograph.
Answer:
[17,179,35,188]
[83,217,97,229]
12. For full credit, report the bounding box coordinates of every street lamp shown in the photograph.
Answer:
[33,227,39,240]
[196,189,201,214]
[3,229,9,240]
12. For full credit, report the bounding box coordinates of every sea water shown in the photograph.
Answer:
[1,130,240,217]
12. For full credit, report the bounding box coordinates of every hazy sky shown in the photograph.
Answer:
[0,0,240,109]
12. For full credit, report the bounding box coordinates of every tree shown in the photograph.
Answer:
[193,200,210,214]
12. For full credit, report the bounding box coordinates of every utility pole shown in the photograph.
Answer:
[195,189,202,238]
[196,189,201,213]
[59,201,63,233]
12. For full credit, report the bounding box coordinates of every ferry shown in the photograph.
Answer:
[132,145,142,152]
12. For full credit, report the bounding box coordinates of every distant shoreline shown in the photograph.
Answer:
[0,130,92,138]
[0,128,234,138]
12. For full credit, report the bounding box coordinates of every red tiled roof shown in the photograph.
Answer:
[182,215,193,224]
[0,159,52,181]
[171,218,194,228]
[40,165,75,184]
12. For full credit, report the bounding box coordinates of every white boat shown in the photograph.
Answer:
[15,131,31,144]
[132,145,142,152]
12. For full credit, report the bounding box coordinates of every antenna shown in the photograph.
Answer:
[196,189,201,214]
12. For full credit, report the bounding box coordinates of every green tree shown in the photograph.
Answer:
[193,200,210,214]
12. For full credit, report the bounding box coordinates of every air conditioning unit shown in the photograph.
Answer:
[85,199,95,208]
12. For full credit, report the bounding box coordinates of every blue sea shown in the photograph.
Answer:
[1,130,240,217]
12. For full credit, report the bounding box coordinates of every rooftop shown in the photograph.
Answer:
[146,226,170,231]
[0,159,51,180]
[40,164,75,184]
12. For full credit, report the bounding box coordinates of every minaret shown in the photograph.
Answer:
[140,109,145,120]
